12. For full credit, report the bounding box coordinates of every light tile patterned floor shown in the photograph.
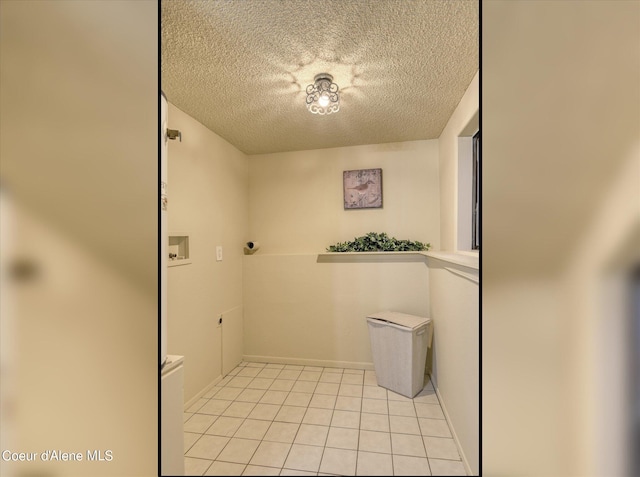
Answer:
[183,362,467,476]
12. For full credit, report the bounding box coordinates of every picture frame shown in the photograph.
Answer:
[343,168,383,209]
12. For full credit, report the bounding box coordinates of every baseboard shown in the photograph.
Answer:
[242,354,375,371]
[184,375,223,411]
[434,384,473,476]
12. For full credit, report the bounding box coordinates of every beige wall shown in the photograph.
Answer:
[243,141,439,365]
[243,254,430,366]
[438,71,479,252]
[429,70,479,474]
[248,140,440,253]
[427,259,479,475]
[167,102,248,403]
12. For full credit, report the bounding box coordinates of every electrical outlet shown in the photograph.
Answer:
[216,245,222,261]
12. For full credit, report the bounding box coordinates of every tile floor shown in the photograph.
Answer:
[183,362,467,476]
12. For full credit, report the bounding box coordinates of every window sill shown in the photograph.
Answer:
[423,251,479,270]
[454,250,479,257]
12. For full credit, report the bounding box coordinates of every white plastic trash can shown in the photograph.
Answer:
[366,311,433,398]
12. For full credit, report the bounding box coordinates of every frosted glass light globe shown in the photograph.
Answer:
[318,94,330,107]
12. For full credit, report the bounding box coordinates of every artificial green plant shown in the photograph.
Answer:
[326,232,430,252]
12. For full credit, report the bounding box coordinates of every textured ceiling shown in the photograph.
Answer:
[162,0,478,155]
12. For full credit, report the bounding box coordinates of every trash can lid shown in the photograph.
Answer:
[367,311,430,330]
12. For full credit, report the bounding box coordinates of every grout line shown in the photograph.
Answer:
[354,389,364,476]
[202,457,215,476]
[386,395,393,475]
[413,395,432,476]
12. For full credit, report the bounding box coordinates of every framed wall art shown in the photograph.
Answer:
[343,168,383,209]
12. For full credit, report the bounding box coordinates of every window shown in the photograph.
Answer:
[456,111,478,253]
[472,131,480,250]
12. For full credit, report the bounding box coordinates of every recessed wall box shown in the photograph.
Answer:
[168,235,191,266]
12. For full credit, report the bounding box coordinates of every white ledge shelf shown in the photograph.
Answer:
[317,251,428,263]
[168,259,192,267]
[316,251,479,270]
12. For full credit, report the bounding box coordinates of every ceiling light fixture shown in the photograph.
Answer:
[306,73,340,115]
